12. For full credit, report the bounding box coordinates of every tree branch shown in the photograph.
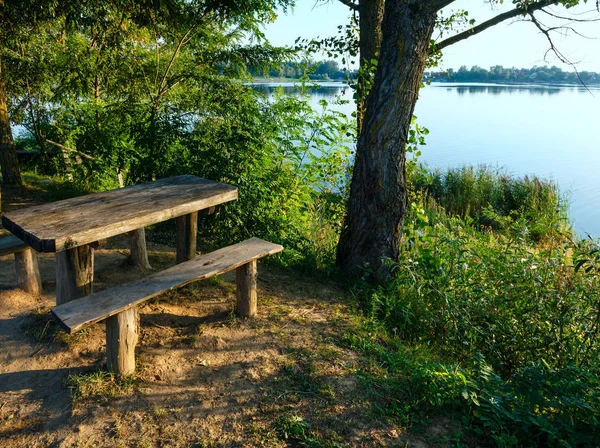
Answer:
[45,140,95,160]
[429,0,459,12]
[529,11,593,94]
[435,1,559,51]
[335,0,358,11]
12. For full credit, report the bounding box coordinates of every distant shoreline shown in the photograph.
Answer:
[251,77,599,89]
[427,79,600,88]
[250,76,346,84]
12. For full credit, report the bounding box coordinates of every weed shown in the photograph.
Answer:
[151,407,168,419]
[20,308,60,344]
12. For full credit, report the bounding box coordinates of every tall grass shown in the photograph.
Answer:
[411,164,569,240]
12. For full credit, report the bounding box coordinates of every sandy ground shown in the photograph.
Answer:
[0,235,458,447]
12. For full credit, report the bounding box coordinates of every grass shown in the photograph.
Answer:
[412,164,569,240]
[67,370,137,403]
[20,307,90,347]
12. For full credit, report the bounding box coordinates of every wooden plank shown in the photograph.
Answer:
[56,245,94,305]
[14,248,42,296]
[236,260,257,318]
[176,212,198,263]
[52,238,282,333]
[106,308,138,376]
[1,175,237,253]
[0,235,28,256]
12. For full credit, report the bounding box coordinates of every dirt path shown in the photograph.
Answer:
[0,237,453,447]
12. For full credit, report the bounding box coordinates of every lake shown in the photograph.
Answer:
[253,81,600,238]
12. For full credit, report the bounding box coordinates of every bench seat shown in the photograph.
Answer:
[0,235,42,295]
[0,234,28,256]
[51,237,283,375]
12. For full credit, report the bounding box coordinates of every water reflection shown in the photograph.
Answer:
[251,83,346,99]
[251,81,596,98]
[456,85,561,96]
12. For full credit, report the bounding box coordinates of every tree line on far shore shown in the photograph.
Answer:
[249,59,355,81]
[427,65,600,85]
[255,61,600,86]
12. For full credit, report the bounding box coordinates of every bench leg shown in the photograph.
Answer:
[14,248,42,296]
[56,244,94,305]
[106,308,138,376]
[236,260,257,318]
[128,228,151,270]
[176,212,198,263]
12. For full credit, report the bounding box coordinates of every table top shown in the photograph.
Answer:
[1,175,238,253]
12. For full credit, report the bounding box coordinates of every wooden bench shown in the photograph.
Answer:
[52,238,283,376]
[0,235,42,295]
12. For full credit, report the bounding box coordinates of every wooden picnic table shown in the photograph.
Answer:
[1,175,238,305]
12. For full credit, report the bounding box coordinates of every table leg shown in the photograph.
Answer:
[176,212,198,263]
[129,228,151,270]
[56,244,94,305]
[14,248,42,296]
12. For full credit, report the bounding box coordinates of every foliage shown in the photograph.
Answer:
[428,64,600,85]
[347,166,600,445]
[411,164,569,241]
[359,189,600,375]
[249,59,353,81]
[3,0,354,271]
[345,310,600,446]
[188,82,352,270]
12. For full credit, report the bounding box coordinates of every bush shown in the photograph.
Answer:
[360,196,600,376]
[350,173,600,445]
[412,356,600,446]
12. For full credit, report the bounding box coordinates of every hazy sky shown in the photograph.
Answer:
[263,0,600,72]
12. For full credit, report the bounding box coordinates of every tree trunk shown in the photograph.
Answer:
[357,0,384,134]
[337,0,437,281]
[0,58,22,186]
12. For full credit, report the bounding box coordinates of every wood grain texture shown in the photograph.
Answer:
[52,238,283,333]
[105,308,138,376]
[0,235,27,256]
[14,248,42,295]
[56,245,94,305]
[236,260,257,318]
[176,212,198,263]
[2,175,238,253]
[129,228,151,270]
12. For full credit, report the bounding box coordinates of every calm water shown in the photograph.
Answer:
[254,82,600,238]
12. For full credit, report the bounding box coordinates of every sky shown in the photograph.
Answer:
[263,0,600,72]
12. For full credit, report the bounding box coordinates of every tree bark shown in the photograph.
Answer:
[337,0,437,281]
[0,57,22,186]
[357,0,384,134]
